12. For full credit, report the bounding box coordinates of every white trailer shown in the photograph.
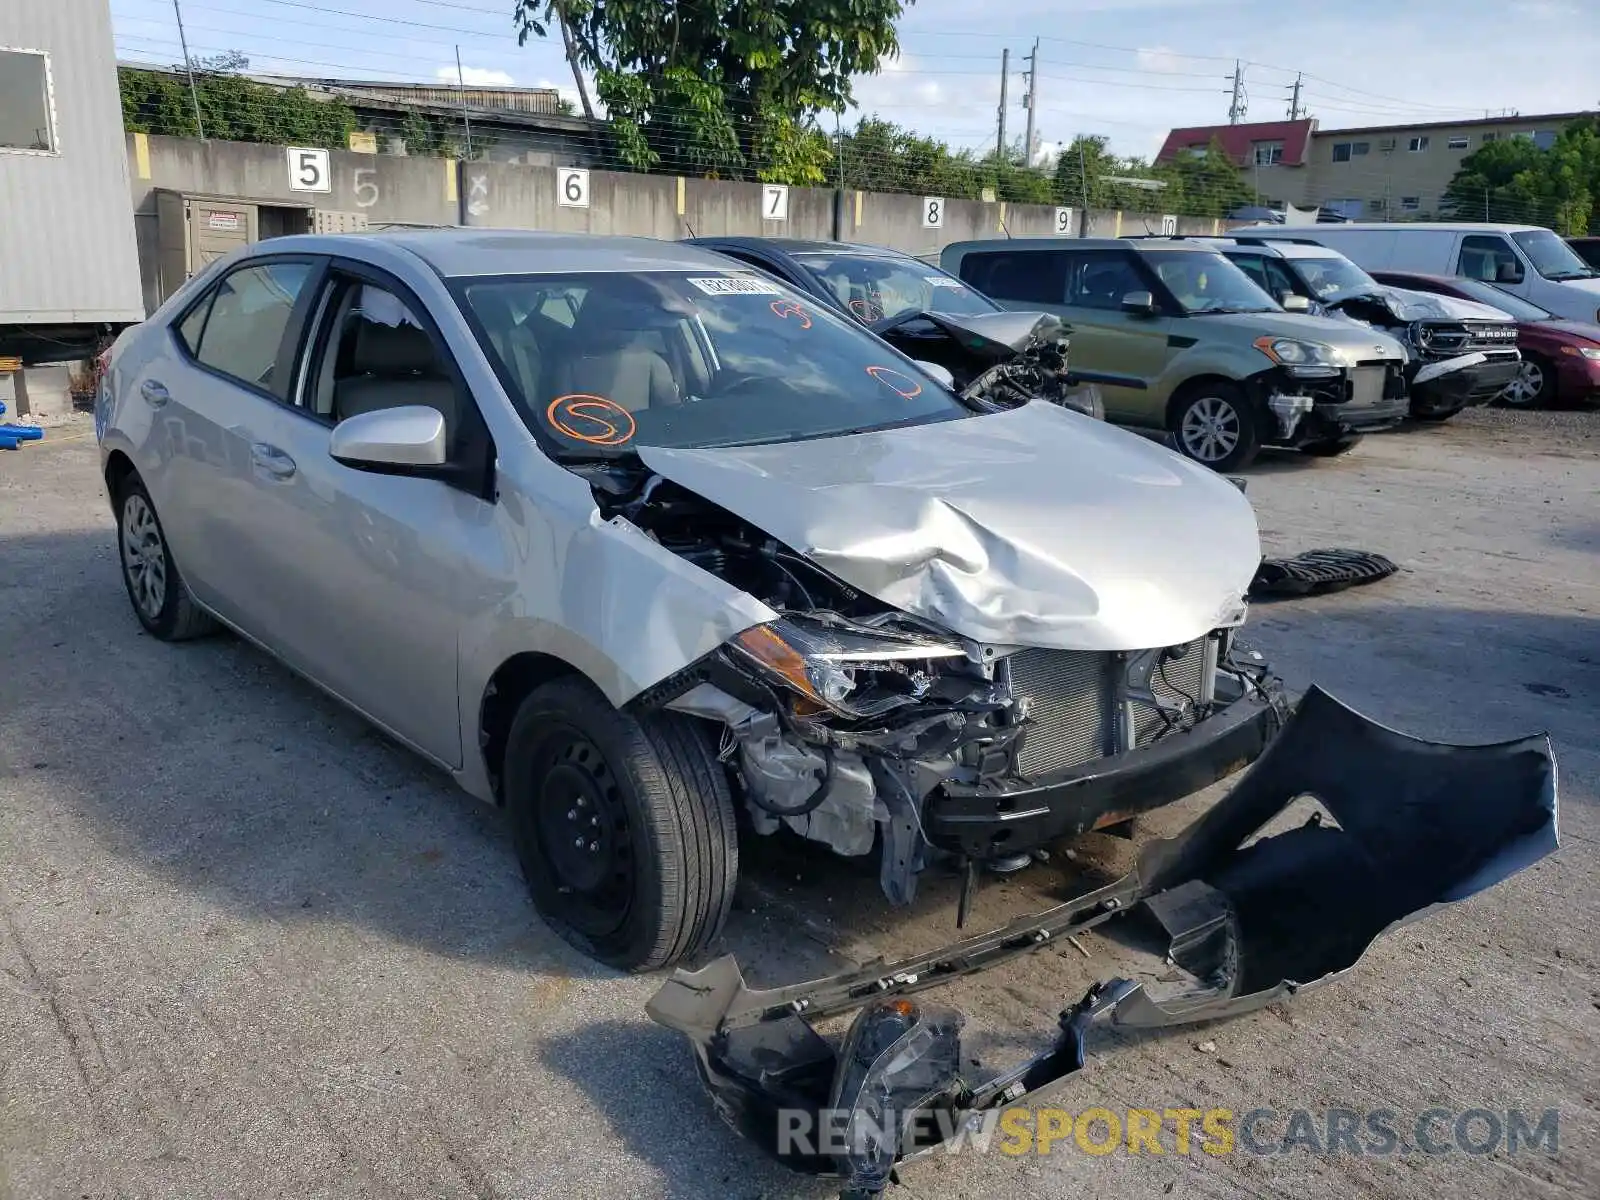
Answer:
[1,0,143,365]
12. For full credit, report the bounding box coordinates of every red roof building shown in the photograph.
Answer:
[1157,119,1318,169]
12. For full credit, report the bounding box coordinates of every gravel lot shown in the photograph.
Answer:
[1,409,1596,1200]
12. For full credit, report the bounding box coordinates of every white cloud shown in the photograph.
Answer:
[1135,46,1186,75]
[436,66,516,88]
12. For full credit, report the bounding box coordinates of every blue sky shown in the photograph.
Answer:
[110,0,1600,161]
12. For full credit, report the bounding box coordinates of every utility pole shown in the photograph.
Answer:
[997,48,1010,162]
[1022,38,1040,168]
[455,45,475,160]
[1228,60,1246,124]
[1077,138,1091,236]
[1287,73,1303,120]
[172,0,205,140]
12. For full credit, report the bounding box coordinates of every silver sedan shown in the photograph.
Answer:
[97,230,1278,971]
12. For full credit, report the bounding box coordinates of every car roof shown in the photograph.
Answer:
[1233,221,1550,234]
[942,237,1217,255]
[235,229,752,278]
[690,236,928,260]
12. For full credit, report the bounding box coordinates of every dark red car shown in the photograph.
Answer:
[1371,270,1600,407]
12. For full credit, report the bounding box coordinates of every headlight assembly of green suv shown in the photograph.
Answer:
[1253,335,1344,379]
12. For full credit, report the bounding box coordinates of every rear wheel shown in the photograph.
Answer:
[115,476,216,641]
[1171,385,1261,471]
[503,677,737,971]
[1498,355,1554,408]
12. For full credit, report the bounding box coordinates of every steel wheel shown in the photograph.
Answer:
[1499,358,1546,407]
[529,724,636,940]
[120,492,169,621]
[1180,395,1243,463]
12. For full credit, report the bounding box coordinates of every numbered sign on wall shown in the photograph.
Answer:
[922,197,945,229]
[1160,214,1179,235]
[762,184,789,222]
[287,146,331,193]
[558,168,591,208]
[1054,206,1074,236]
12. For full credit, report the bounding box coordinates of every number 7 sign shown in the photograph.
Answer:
[762,184,789,222]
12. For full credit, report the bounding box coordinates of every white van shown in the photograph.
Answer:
[1229,223,1600,324]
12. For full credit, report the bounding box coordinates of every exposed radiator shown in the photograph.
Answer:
[1008,638,1216,777]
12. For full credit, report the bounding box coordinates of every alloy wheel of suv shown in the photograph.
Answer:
[1172,385,1261,471]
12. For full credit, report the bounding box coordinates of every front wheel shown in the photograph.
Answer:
[1498,355,1553,408]
[1171,385,1262,471]
[503,677,738,971]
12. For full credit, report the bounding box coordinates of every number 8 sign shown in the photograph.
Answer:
[922,197,945,229]
[558,168,590,208]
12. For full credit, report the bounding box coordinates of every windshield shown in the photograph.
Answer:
[456,271,971,457]
[794,252,999,323]
[1291,254,1381,303]
[1435,277,1552,320]
[1511,229,1598,280]
[1141,248,1278,313]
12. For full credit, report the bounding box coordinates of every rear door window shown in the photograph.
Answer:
[955,251,1067,305]
[189,262,315,396]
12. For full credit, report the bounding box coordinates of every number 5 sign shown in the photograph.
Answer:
[922,196,945,229]
[287,146,331,193]
[557,168,590,208]
[762,184,789,222]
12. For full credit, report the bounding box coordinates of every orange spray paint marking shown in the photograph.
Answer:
[769,299,813,328]
[865,365,922,399]
[546,393,637,446]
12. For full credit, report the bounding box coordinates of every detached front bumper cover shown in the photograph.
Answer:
[647,687,1558,1195]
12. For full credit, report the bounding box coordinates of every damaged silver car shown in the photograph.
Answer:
[98,230,1294,971]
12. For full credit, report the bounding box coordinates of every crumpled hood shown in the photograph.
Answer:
[1326,285,1512,323]
[912,309,1062,355]
[636,403,1261,652]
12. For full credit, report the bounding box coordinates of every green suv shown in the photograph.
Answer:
[940,237,1410,469]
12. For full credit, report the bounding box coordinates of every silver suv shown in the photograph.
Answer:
[97,231,1285,971]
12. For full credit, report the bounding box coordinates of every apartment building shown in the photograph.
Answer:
[1158,111,1592,220]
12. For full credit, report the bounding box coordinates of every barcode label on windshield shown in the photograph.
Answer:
[686,275,784,296]
[924,275,967,289]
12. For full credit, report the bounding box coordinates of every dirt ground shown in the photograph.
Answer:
[1,409,1595,1200]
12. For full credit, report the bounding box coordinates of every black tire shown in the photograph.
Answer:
[1498,354,1555,408]
[503,677,737,971]
[114,474,217,641]
[1170,384,1262,471]
[1301,434,1363,458]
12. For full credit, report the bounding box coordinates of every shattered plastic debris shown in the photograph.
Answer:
[1249,549,1399,598]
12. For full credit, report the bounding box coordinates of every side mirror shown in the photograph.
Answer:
[1120,290,1159,316]
[330,405,447,469]
[1281,293,1312,312]
[914,360,957,389]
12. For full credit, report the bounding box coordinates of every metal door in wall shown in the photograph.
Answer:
[188,200,258,267]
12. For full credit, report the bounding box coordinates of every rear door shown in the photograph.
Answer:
[140,255,323,629]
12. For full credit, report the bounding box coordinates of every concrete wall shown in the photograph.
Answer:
[128,133,1232,309]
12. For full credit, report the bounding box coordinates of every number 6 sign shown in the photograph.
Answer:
[558,168,590,208]
[287,146,331,193]
[922,197,945,229]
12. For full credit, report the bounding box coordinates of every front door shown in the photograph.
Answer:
[1059,250,1174,426]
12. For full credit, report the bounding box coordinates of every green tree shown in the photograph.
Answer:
[119,67,356,149]
[1442,118,1600,232]
[513,0,911,184]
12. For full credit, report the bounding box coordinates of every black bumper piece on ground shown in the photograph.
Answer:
[924,686,1283,860]
[647,687,1559,1198]
[1412,356,1521,414]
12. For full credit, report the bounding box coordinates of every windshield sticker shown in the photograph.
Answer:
[546,394,636,446]
[768,299,813,329]
[850,298,884,321]
[866,365,923,400]
[685,275,785,297]
[923,275,968,290]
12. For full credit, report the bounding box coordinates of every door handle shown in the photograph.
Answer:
[250,442,297,479]
[140,380,170,407]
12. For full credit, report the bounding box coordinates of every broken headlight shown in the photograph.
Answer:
[1253,335,1343,379]
[828,998,964,1196]
[732,617,965,718]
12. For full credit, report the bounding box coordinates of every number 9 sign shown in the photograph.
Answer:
[558,168,591,209]
[1054,206,1074,236]
[922,196,945,229]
